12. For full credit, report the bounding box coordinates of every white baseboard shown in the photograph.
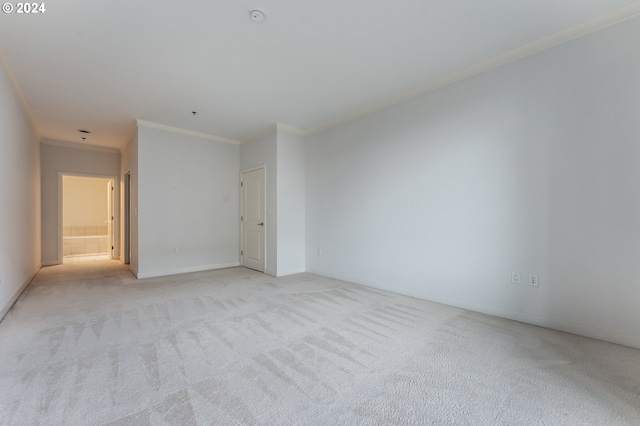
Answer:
[41,260,60,266]
[265,267,277,277]
[421,292,640,350]
[276,268,306,277]
[308,268,640,351]
[136,262,240,279]
[0,265,40,321]
[129,265,138,278]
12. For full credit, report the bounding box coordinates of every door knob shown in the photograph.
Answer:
[258,222,264,226]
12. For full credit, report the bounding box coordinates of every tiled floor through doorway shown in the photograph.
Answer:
[63,254,111,263]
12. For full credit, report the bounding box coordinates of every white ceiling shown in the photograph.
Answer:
[1,0,639,150]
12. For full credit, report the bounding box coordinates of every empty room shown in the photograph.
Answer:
[1,1,640,424]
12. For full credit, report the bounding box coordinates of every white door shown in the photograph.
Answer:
[241,167,265,272]
[106,180,114,259]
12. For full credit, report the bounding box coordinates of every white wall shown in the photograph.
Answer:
[240,130,278,276]
[276,128,306,276]
[306,17,640,349]
[121,130,139,275]
[239,127,307,277]
[63,176,110,227]
[0,63,41,320]
[137,125,240,278]
[40,142,120,264]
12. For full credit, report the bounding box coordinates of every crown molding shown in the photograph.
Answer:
[120,121,139,153]
[239,125,278,145]
[276,123,306,136]
[239,123,307,145]
[41,139,121,154]
[136,119,240,145]
[0,48,42,140]
[306,3,640,136]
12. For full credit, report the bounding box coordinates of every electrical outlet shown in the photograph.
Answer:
[528,273,539,287]
[511,271,521,284]
[172,248,178,254]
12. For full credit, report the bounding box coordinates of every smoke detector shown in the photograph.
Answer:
[250,9,265,23]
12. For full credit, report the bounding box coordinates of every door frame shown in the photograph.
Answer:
[240,165,266,272]
[123,171,131,265]
[58,172,120,264]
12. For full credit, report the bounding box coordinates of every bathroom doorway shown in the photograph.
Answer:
[61,175,116,262]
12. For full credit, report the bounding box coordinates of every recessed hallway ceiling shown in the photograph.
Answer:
[1,0,639,149]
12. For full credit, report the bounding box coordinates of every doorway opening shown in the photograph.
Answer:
[61,174,116,263]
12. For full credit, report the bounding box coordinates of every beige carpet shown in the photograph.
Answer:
[1,260,639,425]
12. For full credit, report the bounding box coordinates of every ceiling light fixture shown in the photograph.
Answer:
[192,111,197,116]
[250,9,265,23]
